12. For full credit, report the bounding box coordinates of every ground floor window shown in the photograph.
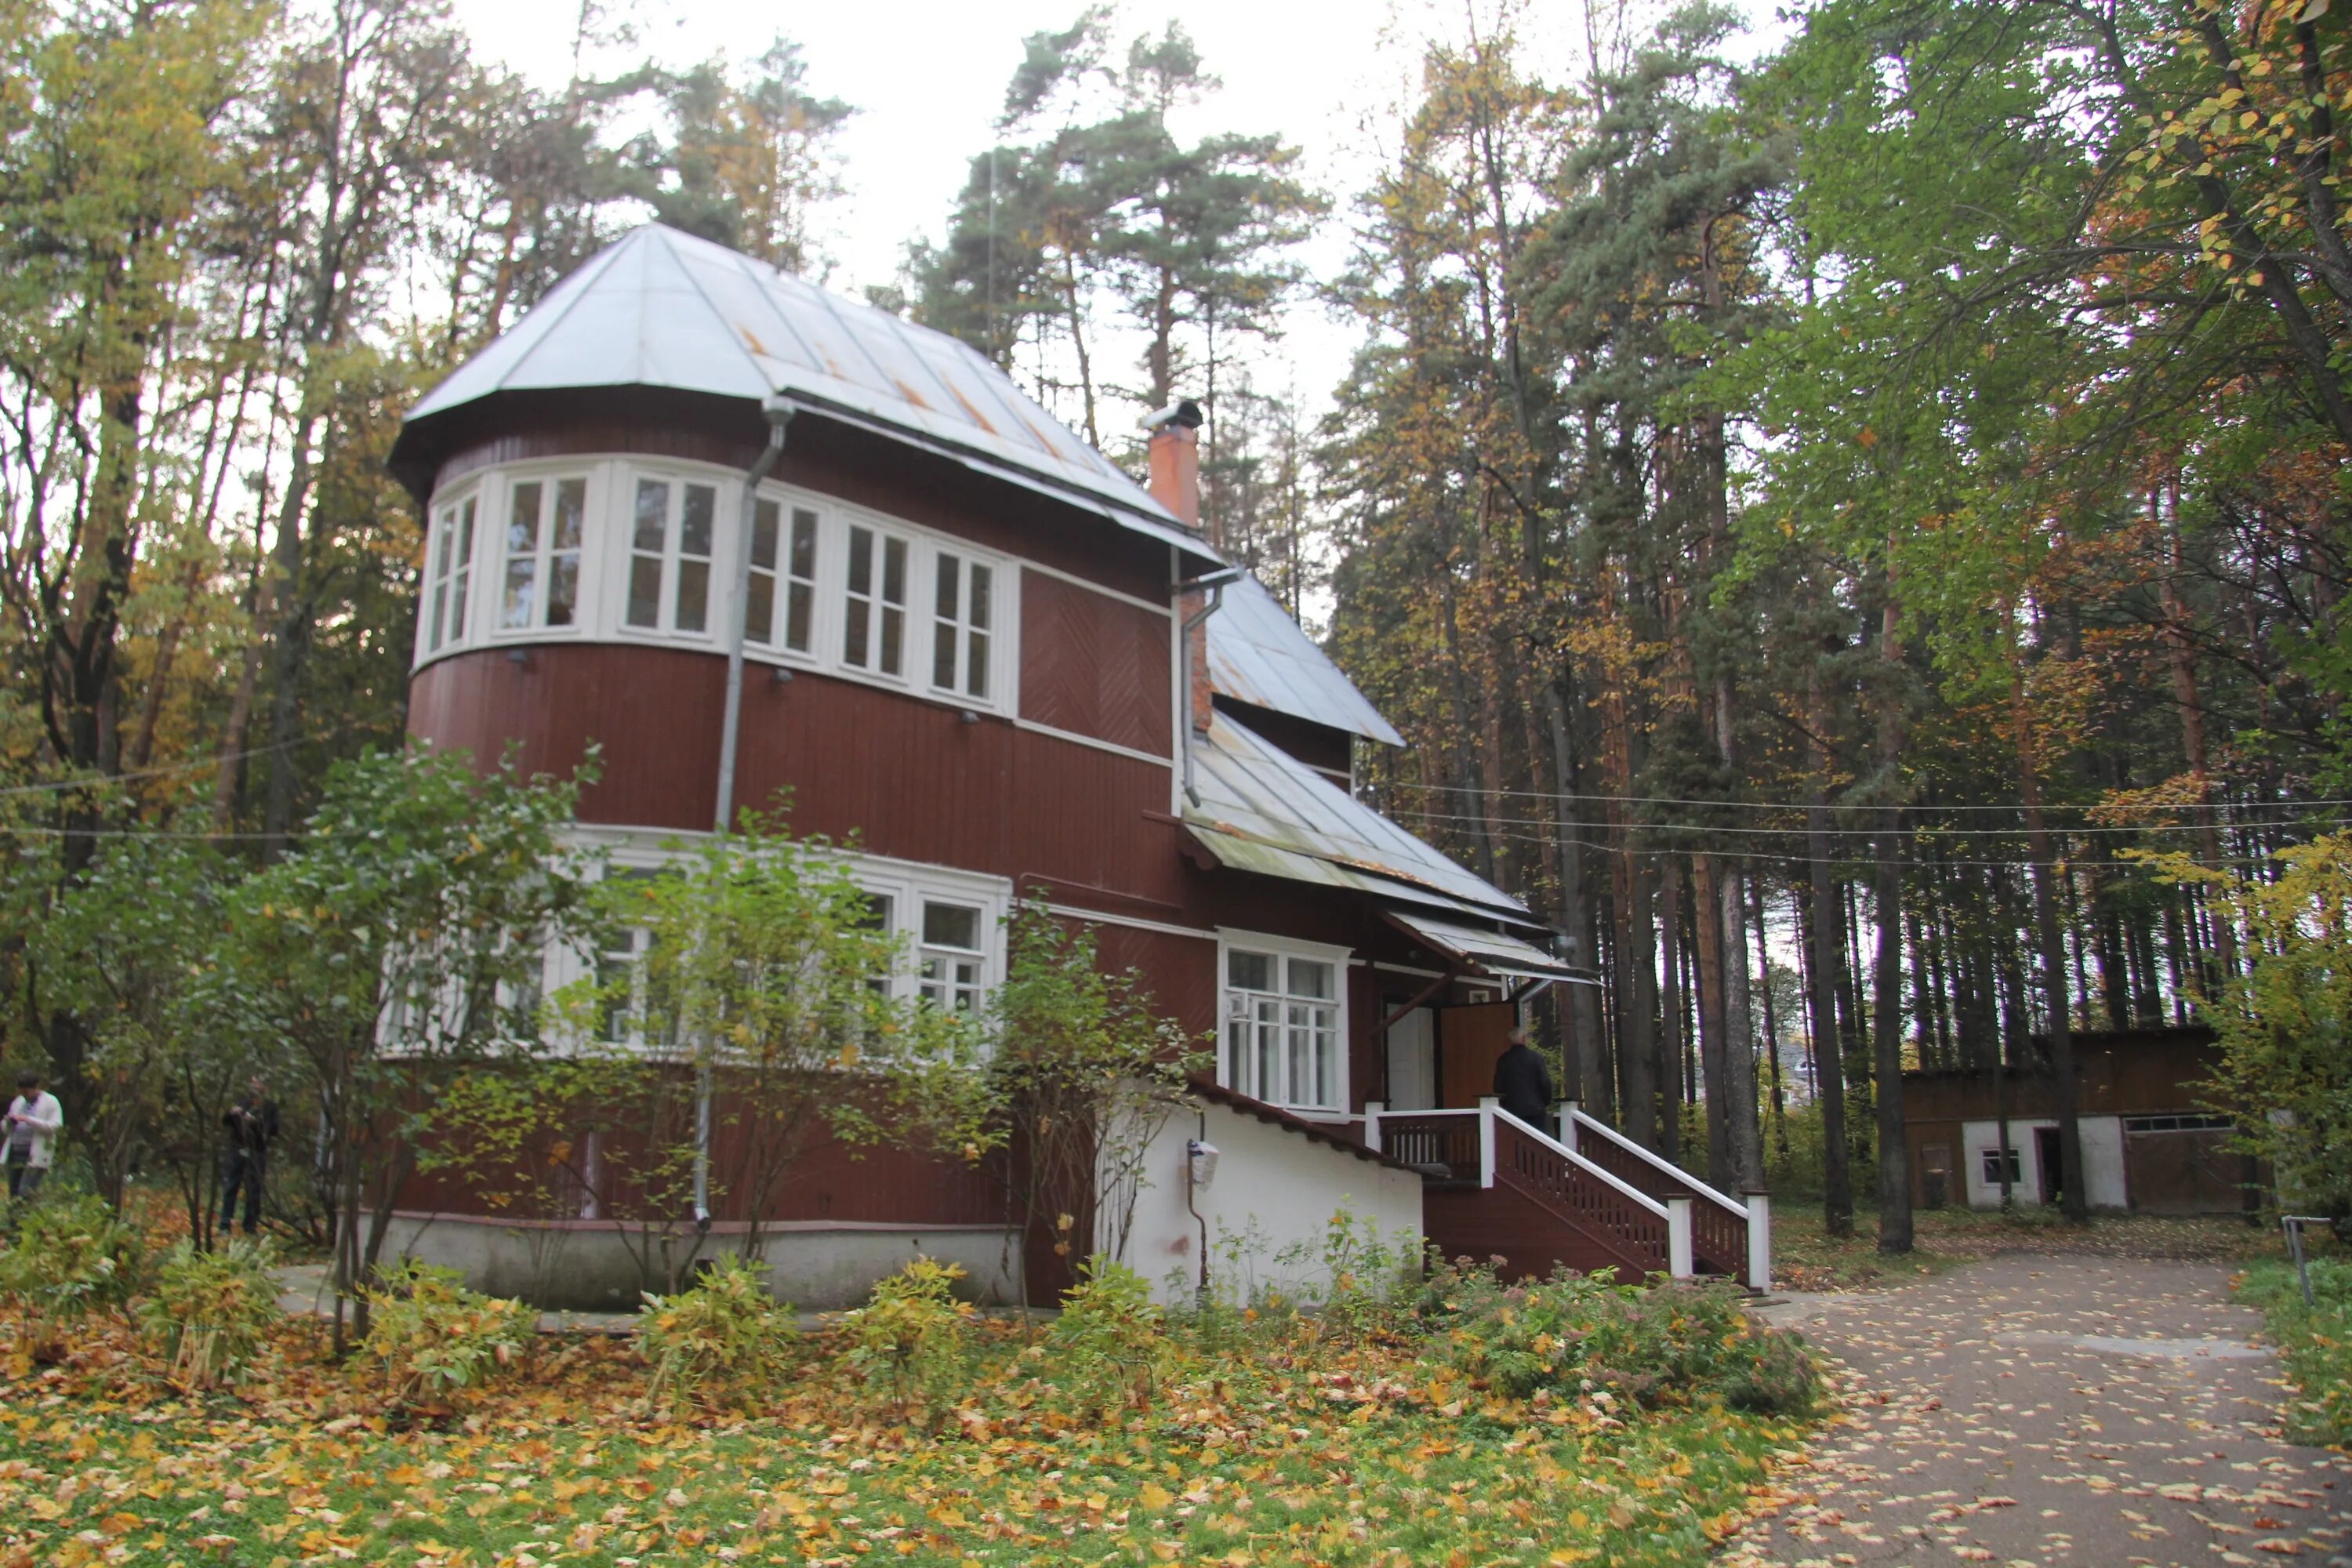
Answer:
[1980,1147,2021,1185]
[1218,931,1348,1113]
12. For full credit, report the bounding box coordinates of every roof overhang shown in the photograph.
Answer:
[1183,824,1541,931]
[1380,910,1596,987]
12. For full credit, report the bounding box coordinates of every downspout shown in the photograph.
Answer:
[697,397,796,1232]
[1178,568,1243,808]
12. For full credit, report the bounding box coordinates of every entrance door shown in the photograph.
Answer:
[1384,1007,1437,1110]
[1437,1002,1516,1109]
[2034,1126,2065,1206]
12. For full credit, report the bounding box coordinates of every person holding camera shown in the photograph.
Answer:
[220,1076,280,1236]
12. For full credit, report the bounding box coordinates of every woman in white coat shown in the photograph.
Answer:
[4,1071,64,1200]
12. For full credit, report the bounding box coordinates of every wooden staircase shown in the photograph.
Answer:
[1366,1101,1770,1290]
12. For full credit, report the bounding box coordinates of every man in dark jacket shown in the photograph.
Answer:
[220,1076,280,1236]
[1492,1028,1555,1129]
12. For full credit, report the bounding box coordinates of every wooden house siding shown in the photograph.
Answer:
[1018,568,1173,757]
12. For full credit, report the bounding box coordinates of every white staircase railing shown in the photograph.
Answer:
[1559,1102,1771,1291]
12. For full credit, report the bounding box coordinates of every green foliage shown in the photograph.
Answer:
[138,1237,281,1388]
[2236,1255,2352,1448]
[1418,1263,1817,1416]
[1272,1207,1420,1341]
[837,1258,975,1413]
[361,1261,535,1406]
[984,903,1207,1298]
[2147,839,2352,1220]
[640,1254,797,1408]
[1047,1256,1174,1410]
[0,1196,142,1359]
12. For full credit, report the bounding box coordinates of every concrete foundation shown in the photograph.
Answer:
[379,1212,1024,1312]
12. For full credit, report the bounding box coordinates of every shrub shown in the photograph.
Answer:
[2237,1255,2352,1446]
[641,1253,797,1407]
[837,1257,974,1413]
[1049,1256,1174,1410]
[0,1195,142,1361]
[1275,1207,1418,1341]
[138,1237,281,1388]
[361,1260,534,1406]
[1419,1264,1817,1415]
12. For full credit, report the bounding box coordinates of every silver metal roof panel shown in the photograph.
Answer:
[1207,573,1405,746]
[407,223,1207,554]
[1183,713,1533,925]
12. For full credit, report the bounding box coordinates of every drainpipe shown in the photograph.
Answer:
[713,399,797,833]
[697,397,795,1234]
[1178,568,1243,807]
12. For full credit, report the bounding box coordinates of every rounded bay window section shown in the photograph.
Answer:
[410,455,1017,717]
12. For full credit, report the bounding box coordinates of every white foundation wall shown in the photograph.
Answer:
[1959,1116,2127,1209]
[1109,1102,1424,1308]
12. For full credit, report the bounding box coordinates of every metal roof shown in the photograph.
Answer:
[402,223,1212,559]
[1207,574,1405,747]
[1381,911,1592,986]
[1184,713,1539,928]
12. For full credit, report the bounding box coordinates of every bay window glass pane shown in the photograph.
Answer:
[880,537,906,675]
[746,499,779,644]
[845,526,873,666]
[429,582,448,652]
[503,481,542,628]
[673,484,714,633]
[786,509,818,654]
[1288,957,1334,1000]
[679,484,715,557]
[970,564,991,630]
[922,902,981,950]
[548,554,579,627]
[633,479,669,552]
[548,480,583,627]
[1228,950,1273,991]
[675,560,710,633]
[452,499,475,636]
[628,557,662,629]
[967,633,989,699]
[629,479,668,627]
[933,554,960,688]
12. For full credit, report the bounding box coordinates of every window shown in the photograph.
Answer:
[918,900,985,1011]
[595,870,672,1048]
[501,476,586,630]
[1221,937,1345,1112]
[931,552,993,699]
[1980,1147,2022,1185]
[627,477,719,633]
[425,494,477,652]
[748,499,818,654]
[844,524,908,675]
[2123,1113,2235,1134]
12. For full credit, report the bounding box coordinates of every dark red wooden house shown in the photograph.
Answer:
[385,224,1763,1308]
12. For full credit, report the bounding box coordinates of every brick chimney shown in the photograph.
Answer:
[1145,398,1204,530]
[1148,401,1218,739]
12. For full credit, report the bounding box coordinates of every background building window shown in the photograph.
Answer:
[1222,941,1343,1111]
[426,495,476,652]
[844,524,908,675]
[931,552,993,699]
[1980,1147,2022,1185]
[501,477,586,630]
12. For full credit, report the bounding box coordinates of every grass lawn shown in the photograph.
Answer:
[1767,1203,2274,1292]
[1,1307,1818,1568]
[2234,1236,2351,1449]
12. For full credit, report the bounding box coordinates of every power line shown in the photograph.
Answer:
[1360,781,2347,815]
[1368,802,2352,839]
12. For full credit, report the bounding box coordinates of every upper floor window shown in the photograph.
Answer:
[416,460,1018,720]
[627,477,718,635]
[931,552,993,700]
[425,494,477,653]
[844,524,908,677]
[747,499,818,655]
[1221,934,1347,1113]
[502,476,586,630]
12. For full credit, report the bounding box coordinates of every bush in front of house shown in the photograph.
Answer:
[361,1259,534,1406]
[0,1194,143,1362]
[837,1257,975,1415]
[2236,1254,2352,1446]
[641,1253,797,1408]
[1048,1256,1175,1411]
[138,1236,281,1388]
[1418,1262,1817,1415]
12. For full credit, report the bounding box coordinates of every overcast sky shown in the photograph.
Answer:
[449,1,1788,441]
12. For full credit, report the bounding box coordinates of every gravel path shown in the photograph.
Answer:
[1719,1254,2350,1566]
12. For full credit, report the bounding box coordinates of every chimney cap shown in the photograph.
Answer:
[1144,398,1204,433]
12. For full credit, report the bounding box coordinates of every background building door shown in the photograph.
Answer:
[2034,1126,2065,1206]
[1437,1002,1515,1109]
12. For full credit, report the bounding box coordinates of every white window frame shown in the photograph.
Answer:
[928,546,996,701]
[1216,928,1351,1116]
[420,482,481,658]
[746,495,822,659]
[622,470,724,638]
[841,519,913,679]
[495,469,592,635]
